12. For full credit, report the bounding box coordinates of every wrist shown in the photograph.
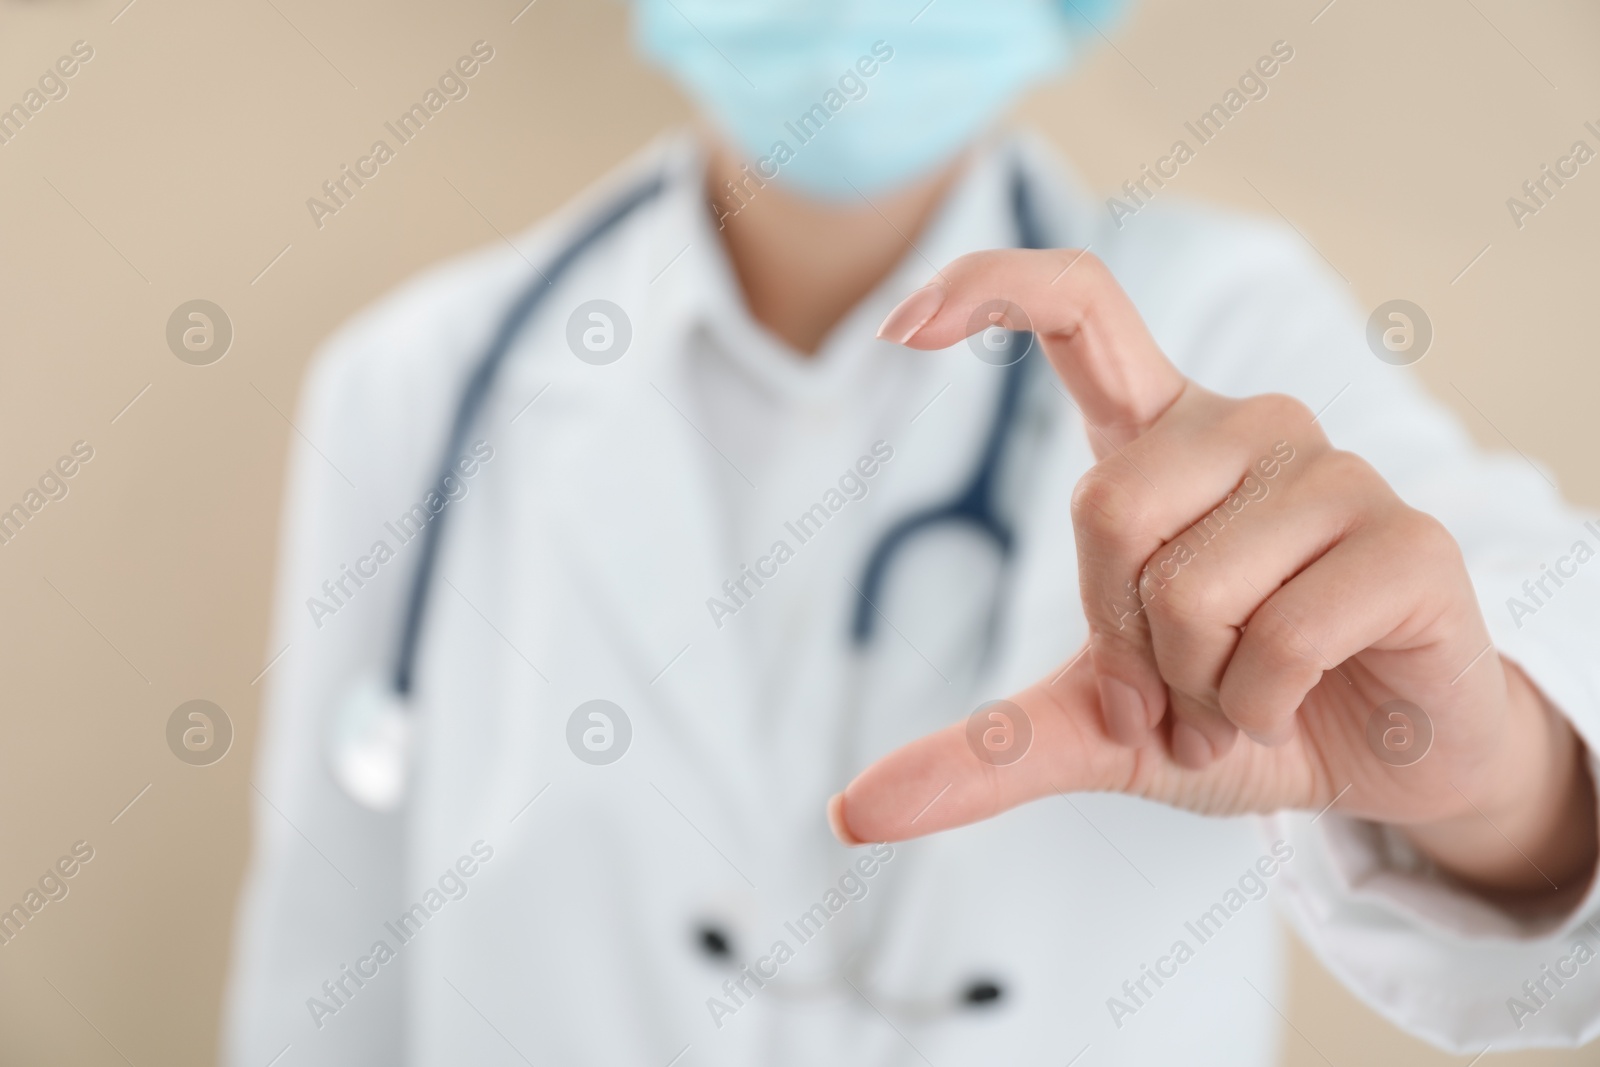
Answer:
[1400,659,1598,901]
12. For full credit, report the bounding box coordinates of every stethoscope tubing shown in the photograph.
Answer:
[849,164,1049,645]
[391,175,667,696]
[387,158,1053,702]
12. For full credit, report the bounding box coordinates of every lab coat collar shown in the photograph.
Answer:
[637,129,1097,406]
[509,135,773,826]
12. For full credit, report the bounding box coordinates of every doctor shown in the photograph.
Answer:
[227,1,1600,1064]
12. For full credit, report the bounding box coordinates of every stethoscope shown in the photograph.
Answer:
[329,162,1051,825]
[691,911,1007,1022]
[852,163,1042,641]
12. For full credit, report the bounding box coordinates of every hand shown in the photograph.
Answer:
[831,250,1597,900]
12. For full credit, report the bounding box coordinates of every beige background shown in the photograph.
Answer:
[0,0,1596,1063]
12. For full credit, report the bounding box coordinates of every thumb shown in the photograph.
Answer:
[830,650,1137,843]
[876,249,1187,452]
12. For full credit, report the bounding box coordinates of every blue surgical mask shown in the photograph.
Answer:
[635,0,1124,202]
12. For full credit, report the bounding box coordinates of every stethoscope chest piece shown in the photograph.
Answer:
[328,674,413,812]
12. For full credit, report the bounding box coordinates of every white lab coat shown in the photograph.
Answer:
[225,131,1600,1066]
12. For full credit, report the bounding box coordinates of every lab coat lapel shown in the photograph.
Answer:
[535,169,772,832]
[568,366,766,792]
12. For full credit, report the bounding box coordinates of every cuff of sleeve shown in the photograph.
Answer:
[1311,771,1600,941]
[1300,632,1600,942]
[1264,794,1600,1052]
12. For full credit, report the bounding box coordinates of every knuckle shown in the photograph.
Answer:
[942,249,1015,297]
[1247,391,1316,429]
[1231,393,1325,455]
[1040,246,1107,284]
[1051,249,1113,304]
[1144,561,1227,629]
[1393,506,1462,563]
[1246,604,1323,677]
[1315,447,1382,490]
[1075,253,1118,315]
[947,249,997,278]
[1071,463,1153,543]
[1068,248,1110,283]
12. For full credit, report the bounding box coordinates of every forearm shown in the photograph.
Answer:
[1400,660,1599,902]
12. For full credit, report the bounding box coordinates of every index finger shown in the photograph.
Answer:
[876,249,1187,452]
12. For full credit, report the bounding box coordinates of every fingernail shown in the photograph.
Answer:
[1099,677,1149,746]
[827,792,865,847]
[876,284,946,345]
[1171,720,1215,769]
